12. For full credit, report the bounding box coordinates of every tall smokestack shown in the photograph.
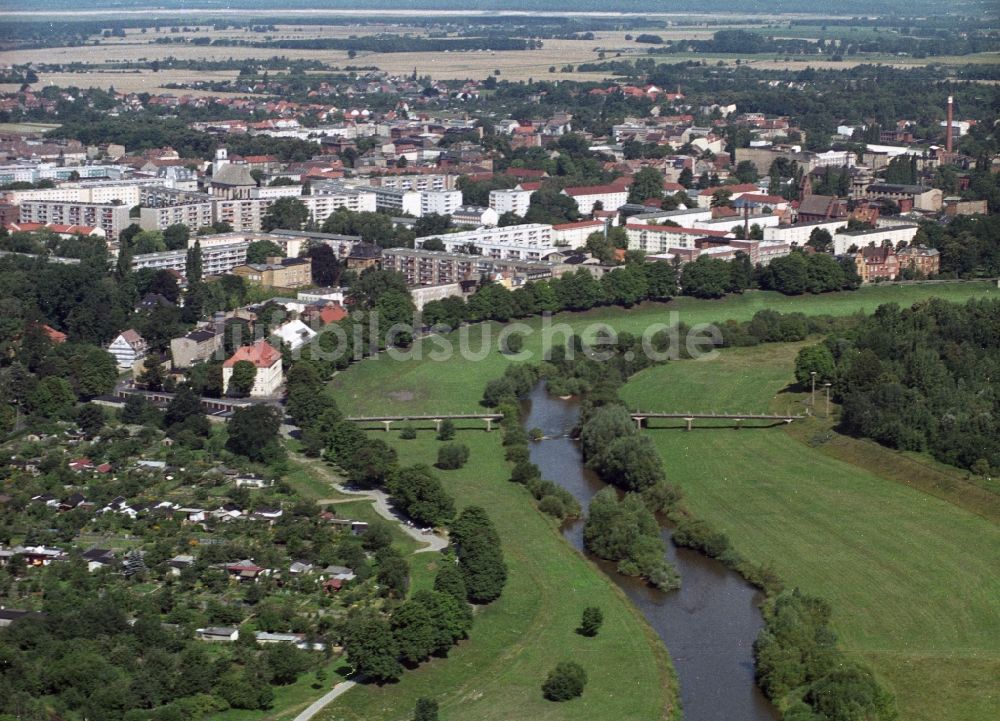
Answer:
[946,96,954,153]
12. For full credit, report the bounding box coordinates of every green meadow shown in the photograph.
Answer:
[323,432,677,721]
[619,344,1000,721]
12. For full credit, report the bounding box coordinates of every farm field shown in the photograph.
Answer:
[618,343,1000,721]
[319,430,677,721]
[329,282,997,417]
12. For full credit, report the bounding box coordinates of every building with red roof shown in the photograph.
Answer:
[222,339,283,397]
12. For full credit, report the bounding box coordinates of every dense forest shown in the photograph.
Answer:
[795,298,1000,475]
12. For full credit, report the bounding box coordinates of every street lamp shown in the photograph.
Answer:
[824,382,832,418]
[810,371,817,406]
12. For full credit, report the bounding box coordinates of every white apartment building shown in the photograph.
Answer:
[552,219,606,247]
[561,184,629,215]
[833,225,919,255]
[132,242,248,276]
[417,223,558,261]
[626,222,731,254]
[368,173,456,191]
[20,200,131,240]
[309,183,378,214]
[420,189,463,217]
[2,178,165,207]
[489,188,532,218]
[763,219,849,246]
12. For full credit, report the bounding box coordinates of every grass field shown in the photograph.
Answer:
[322,431,677,721]
[618,343,1000,721]
[330,282,997,417]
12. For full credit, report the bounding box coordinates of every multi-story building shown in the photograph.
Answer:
[380,247,563,286]
[451,205,499,227]
[139,187,215,233]
[222,339,283,397]
[170,328,223,368]
[866,184,943,212]
[561,184,629,215]
[833,225,919,255]
[367,173,456,191]
[107,329,148,369]
[625,222,730,254]
[308,183,378,215]
[897,245,940,276]
[763,219,849,246]
[133,242,248,276]
[489,188,532,218]
[416,223,557,261]
[420,189,463,217]
[552,219,606,247]
[854,246,901,282]
[231,257,312,289]
[20,200,131,240]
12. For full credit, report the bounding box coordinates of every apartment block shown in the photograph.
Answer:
[20,200,131,240]
[417,223,557,261]
[380,247,561,286]
[489,188,532,218]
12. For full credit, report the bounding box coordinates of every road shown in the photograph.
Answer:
[292,680,357,721]
[300,452,449,554]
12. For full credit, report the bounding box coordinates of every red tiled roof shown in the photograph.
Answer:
[223,339,281,368]
[552,220,606,230]
[563,184,628,197]
[319,304,348,324]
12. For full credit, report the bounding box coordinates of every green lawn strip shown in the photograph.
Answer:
[619,344,1000,721]
[331,283,997,417]
[324,431,677,721]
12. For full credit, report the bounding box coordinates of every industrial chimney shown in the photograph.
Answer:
[946,96,954,153]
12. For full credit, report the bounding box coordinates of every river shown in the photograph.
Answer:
[521,383,778,721]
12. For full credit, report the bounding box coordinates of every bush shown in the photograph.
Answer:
[542,661,587,701]
[538,495,567,518]
[400,424,417,439]
[510,459,541,484]
[436,442,470,470]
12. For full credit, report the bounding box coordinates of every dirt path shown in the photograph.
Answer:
[302,456,448,554]
[292,680,357,721]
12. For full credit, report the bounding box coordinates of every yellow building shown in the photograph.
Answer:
[231,256,312,289]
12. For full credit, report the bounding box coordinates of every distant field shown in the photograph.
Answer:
[618,343,1000,721]
[322,431,677,721]
[330,282,997,417]
[0,122,61,134]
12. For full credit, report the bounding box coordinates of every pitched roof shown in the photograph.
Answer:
[212,163,257,187]
[563,184,628,197]
[223,339,281,368]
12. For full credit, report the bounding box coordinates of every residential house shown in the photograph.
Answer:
[81,548,116,572]
[897,245,940,276]
[107,329,148,368]
[196,627,240,642]
[561,184,629,215]
[221,339,283,397]
[271,318,318,351]
[855,246,901,282]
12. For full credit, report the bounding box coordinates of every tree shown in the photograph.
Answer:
[594,435,665,491]
[628,166,665,204]
[388,464,455,526]
[433,563,468,602]
[77,404,105,437]
[163,223,190,250]
[450,506,507,604]
[262,197,309,231]
[681,255,731,299]
[391,600,437,665]
[185,240,203,283]
[542,662,587,702]
[246,240,284,264]
[436,442,470,470]
[226,404,283,463]
[414,698,439,721]
[306,243,342,286]
[578,606,603,637]
[228,359,257,397]
[264,644,308,685]
[806,227,833,253]
[133,230,166,254]
[342,612,402,683]
[436,419,455,441]
[795,344,836,387]
[734,160,759,183]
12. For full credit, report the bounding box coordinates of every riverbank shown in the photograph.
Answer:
[325,430,678,721]
[619,343,1000,721]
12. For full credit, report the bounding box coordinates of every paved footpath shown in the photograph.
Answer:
[292,680,357,721]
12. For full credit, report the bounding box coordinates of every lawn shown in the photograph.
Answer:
[322,431,677,721]
[619,343,1000,721]
[330,282,997,417]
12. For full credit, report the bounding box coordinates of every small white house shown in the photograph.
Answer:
[271,319,318,351]
[196,626,239,642]
[107,329,148,369]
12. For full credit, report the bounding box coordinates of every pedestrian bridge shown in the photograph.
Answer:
[346,414,505,432]
[630,411,805,431]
